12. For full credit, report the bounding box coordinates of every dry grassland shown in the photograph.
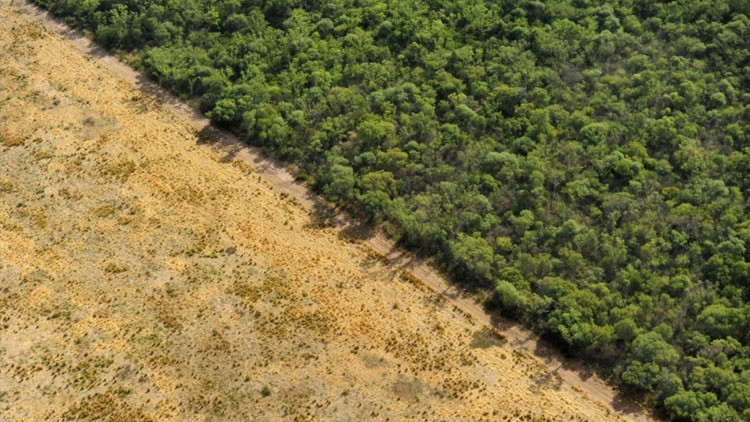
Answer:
[1,3,646,421]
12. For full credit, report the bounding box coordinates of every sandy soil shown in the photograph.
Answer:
[0,1,654,421]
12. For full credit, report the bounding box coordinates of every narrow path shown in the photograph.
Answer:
[16,2,655,420]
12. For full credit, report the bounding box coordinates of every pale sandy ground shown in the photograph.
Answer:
[0,1,655,421]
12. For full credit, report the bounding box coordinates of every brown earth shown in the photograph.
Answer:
[0,1,655,421]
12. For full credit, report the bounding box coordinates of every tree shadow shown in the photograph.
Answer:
[529,364,564,393]
[304,199,341,230]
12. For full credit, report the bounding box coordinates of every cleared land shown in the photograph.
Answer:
[1,2,651,421]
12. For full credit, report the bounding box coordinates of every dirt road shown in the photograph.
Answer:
[1,1,655,420]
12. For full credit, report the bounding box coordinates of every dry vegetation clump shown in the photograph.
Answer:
[470,326,507,349]
[98,158,136,181]
[0,132,26,147]
[61,390,153,422]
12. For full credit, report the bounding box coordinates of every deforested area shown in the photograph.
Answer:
[0,2,655,421]
[21,0,750,419]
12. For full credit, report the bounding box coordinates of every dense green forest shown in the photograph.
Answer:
[33,0,750,419]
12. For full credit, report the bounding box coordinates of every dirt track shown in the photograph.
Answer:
[1,1,654,420]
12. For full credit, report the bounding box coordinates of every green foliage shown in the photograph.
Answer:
[449,233,497,283]
[38,0,750,418]
[631,332,680,367]
[495,280,526,311]
[324,164,355,203]
[622,361,661,392]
